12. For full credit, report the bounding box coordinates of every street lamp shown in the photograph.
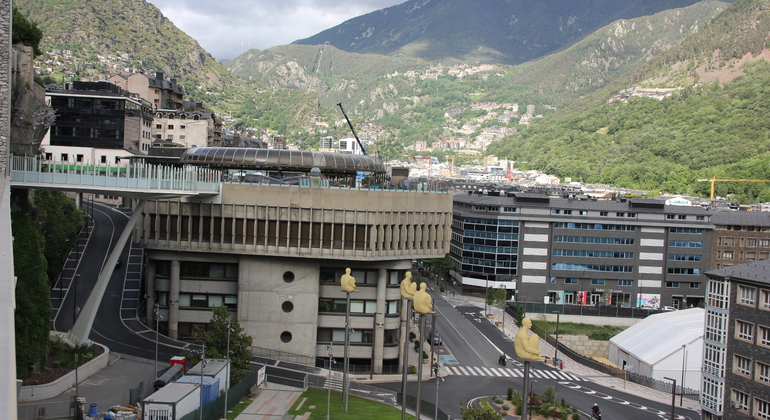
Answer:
[154,303,161,380]
[326,343,334,420]
[680,344,687,406]
[199,344,207,420]
[73,273,81,329]
[433,362,443,420]
[552,311,561,365]
[224,318,232,420]
[664,377,676,420]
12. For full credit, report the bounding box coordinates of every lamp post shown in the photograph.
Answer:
[154,303,161,380]
[73,273,80,329]
[680,344,686,406]
[199,344,207,420]
[224,318,232,420]
[664,377,676,420]
[552,311,561,365]
[433,362,442,420]
[326,343,334,420]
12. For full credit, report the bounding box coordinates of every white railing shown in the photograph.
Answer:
[10,156,221,195]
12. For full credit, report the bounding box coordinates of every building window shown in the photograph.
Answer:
[156,124,162,129]
[551,209,560,214]
[735,354,753,377]
[690,282,700,289]
[747,251,757,261]
[618,280,632,286]
[696,216,705,221]
[591,279,605,286]
[667,267,700,275]
[725,236,735,246]
[282,301,294,313]
[666,214,676,219]
[762,290,770,310]
[180,125,186,130]
[758,361,770,384]
[748,238,757,247]
[761,239,770,248]
[666,282,680,288]
[564,278,578,284]
[678,215,687,220]
[280,331,292,343]
[760,325,770,348]
[723,251,734,260]
[599,212,608,216]
[627,213,636,217]
[737,320,755,342]
[756,398,770,419]
[168,125,174,129]
[732,389,750,413]
[616,212,625,217]
[739,285,756,306]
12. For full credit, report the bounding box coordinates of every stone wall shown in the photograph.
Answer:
[558,334,610,359]
[11,44,54,155]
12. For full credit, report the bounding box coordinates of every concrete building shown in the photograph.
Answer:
[43,81,153,160]
[138,148,453,373]
[701,259,770,420]
[151,109,222,148]
[450,190,714,309]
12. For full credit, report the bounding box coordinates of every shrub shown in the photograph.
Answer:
[495,397,504,404]
[572,413,581,420]
[414,340,420,351]
[422,351,428,360]
[507,387,514,401]
[409,331,416,341]
[502,404,510,410]
[408,364,417,374]
[542,386,555,404]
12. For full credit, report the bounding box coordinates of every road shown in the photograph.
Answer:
[380,284,702,420]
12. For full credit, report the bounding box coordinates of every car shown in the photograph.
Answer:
[618,303,631,308]
[433,333,443,346]
[660,306,678,311]
[595,302,609,308]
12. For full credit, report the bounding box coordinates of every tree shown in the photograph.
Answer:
[459,404,503,420]
[12,7,44,57]
[487,287,507,309]
[187,306,253,383]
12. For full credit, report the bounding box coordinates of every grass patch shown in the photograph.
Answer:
[226,396,253,420]
[287,387,412,419]
[532,320,626,341]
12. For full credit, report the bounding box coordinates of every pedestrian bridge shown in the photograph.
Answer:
[8,156,222,199]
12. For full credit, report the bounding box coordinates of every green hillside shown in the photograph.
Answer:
[488,0,770,202]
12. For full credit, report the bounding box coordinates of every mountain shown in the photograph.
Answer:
[14,0,232,88]
[293,0,736,65]
[486,0,770,201]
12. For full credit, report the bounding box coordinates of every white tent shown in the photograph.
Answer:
[609,308,704,391]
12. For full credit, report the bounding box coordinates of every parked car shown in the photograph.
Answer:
[618,303,631,308]
[433,333,443,346]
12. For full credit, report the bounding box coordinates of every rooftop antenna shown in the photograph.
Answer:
[337,103,366,155]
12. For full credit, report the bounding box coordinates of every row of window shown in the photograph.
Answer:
[735,319,770,347]
[717,236,770,247]
[156,292,237,309]
[554,236,634,245]
[156,124,186,130]
[553,222,636,231]
[736,285,770,310]
[718,249,770,261]
[316,328,400,345]
[553,249,634,259]
[552,263,634,272]
[560,277,700,288]
[155,261,239,279]
[666,214,706,221]
[731,389,770,419]
[318,299,400,315]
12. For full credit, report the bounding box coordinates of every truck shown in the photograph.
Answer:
[142,382,200,420]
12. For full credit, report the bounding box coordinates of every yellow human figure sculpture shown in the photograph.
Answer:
[340,268,357,292]
[413,283,433,314]
[400,272,415,299]
[513,317,543,360]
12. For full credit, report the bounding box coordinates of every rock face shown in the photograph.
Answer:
[11,44,54,156]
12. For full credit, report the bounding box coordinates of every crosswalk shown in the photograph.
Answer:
[444,366,583,381]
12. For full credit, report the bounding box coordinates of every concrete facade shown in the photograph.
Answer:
[136,182,452,372]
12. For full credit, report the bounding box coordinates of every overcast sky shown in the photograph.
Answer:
[147,0,405,61]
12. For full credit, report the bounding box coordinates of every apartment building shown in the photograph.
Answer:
[710,212,770,269]
[450,190,714,309]
[151,109,222,148]
[701,259,770,420]
[108,72,185,110]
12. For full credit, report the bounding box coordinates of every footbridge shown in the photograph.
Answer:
[9,156,223,346]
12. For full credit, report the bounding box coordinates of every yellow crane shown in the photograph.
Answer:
[697,177,770,200]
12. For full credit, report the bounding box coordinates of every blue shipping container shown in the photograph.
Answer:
[175,376,220,405]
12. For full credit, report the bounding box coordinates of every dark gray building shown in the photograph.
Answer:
[702,259,770,420]
[450,190,714,309]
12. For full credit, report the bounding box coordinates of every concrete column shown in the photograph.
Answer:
[145,259,156,324]
[76,192,83,209]
[374,268,386,374]
[169,260,180,339]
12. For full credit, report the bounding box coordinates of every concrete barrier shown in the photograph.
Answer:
[18,336,110,402]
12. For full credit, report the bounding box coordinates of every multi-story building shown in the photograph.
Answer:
[701,259,770,420]
[138,148,453,373]
[710,212,770,268]
[450,190,714,309]
[43,81,153,162]
[151,109,222,148]
[108,72,185,110]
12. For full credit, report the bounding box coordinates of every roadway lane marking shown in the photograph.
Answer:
[433,303,488,365]
[481,367,494,376]
[458,366,469,375]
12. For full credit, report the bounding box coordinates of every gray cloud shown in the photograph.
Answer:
[147,0,405,61]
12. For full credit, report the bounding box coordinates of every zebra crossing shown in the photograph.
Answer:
[445,365,583,381]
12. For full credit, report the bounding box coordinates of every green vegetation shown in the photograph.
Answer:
[185,306,253,383]
[531,320,626,341]
[287,387,412,419]
[460,403,502,420]
[13,190,52,378]
[12,7,43,56]
[34,190,86,284]
[225,396,253,420]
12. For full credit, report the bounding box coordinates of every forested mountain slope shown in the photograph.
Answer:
[487,0,770,202]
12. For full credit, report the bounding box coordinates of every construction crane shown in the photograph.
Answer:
[697,177,770,200]
[402,155,436,178]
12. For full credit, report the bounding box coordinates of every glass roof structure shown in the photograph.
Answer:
[180,147,385,174]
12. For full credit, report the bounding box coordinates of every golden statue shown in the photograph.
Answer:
[513,317,543,360]
[400,272,416,299]
[413,283,433,314]
[340,268,357,292]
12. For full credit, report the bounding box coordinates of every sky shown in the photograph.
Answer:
[147,0,406,61]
